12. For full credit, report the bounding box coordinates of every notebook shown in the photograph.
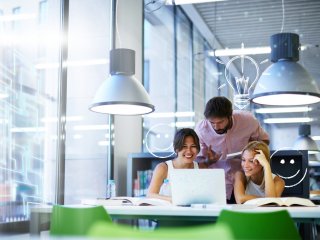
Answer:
[170,169,226,206]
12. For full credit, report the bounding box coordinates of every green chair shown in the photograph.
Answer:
[88,221,234,239]
[216,209,301,240]
[50,205,112,236]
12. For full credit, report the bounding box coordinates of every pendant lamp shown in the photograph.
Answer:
[252,33,320,106]
[293,124,320,154]
[89,48,155,115]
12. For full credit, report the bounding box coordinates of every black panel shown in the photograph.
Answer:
[270,150,309,198]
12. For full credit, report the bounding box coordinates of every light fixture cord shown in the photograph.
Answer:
[280,0,285,33]
[115,0,122,48]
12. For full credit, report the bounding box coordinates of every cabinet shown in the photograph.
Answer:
[126,152,175,196]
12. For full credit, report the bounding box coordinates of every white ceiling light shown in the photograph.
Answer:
[312,136,320,141]
[263,117,313,124]
[208,47,271,57]
[293,124,320,154]
[0,13,36,22]
[255,106,312,114]
[252,33,320,106]
[207,44,311,57]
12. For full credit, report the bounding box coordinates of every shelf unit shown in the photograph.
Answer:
[127,152,175,197]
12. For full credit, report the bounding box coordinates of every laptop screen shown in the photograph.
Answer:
[170,169,226,206]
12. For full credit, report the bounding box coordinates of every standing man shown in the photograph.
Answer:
[195,96,269,203]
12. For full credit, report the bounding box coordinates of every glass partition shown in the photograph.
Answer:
[0,0,60,223]
[64,0,111,204]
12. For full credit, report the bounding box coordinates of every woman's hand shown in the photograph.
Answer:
[253,149,269,168]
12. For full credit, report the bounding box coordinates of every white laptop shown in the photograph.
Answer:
[170,169,226,206]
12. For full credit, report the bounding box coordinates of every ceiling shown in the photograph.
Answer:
[181,0,320,115]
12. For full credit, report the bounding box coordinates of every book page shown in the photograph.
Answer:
[82,197,172,206]
[81,198,133,206]
[244,197,316,207]
[282,197,316,207]
[244,198,282,206]
[135,197,172,206]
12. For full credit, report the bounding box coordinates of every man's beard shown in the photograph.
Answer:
[214,128,228,134]
[214,117,232,135]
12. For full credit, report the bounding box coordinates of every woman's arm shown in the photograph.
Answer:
[234,171,259,204]
[254,150,285,197]
[146,162,171,202]
[273,175,285,197]
[263,164,277,197]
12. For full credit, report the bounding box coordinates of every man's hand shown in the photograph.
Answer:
[206,145,221,165]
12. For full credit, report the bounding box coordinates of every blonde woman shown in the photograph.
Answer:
[234,141,285,204]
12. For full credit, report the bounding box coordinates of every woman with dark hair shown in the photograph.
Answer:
[147,128,207,202]
[234,141,285,204]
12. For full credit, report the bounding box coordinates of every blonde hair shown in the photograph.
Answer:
[241,141,270,162]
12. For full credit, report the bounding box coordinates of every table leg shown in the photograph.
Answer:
[30,212,51,235]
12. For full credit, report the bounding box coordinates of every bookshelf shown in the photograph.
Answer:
[126,152,175,197]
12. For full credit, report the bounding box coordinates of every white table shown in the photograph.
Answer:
[30,204,320,235]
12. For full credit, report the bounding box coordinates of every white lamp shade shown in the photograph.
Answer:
[89,74,155,115]
[293,135,320,155]
[292,124,320,154]
[89,48,155,115]
[252,60,320,105]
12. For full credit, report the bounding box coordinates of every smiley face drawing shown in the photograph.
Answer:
[145,123,175,158]
[270,150,309,196]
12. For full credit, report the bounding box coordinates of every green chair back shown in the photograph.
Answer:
[88,221,234,239]
[50,205,112,236]
[216,209,301,240]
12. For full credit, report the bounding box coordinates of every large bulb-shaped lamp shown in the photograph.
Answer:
[252,33,320,106]
[89,48,154,115]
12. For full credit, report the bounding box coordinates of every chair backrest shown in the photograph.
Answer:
[216,209,300,240]
[50,205,112,236]
[88,221,234,240]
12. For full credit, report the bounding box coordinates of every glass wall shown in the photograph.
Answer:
[0,0,60,223]
[0,0,112,224]
[143,3,222,154]
[143,5,176,155]
[64,0,111,204]
[176,8,193,128]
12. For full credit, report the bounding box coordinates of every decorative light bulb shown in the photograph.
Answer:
[224,43,260,109]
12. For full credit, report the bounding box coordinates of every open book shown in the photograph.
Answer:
[244,197,316,207]
[82,197,172,206]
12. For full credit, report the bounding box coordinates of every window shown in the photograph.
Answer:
[0,0,60,223]
[143,3,220,152]
[143,5,175,154]
[64,0,111,204]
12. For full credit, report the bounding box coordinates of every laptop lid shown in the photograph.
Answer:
[170,169,226,206]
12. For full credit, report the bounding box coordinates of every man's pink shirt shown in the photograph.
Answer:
[195,110,269,199]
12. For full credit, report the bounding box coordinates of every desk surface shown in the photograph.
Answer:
[29,204,320,236]
[31,204,320,219]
